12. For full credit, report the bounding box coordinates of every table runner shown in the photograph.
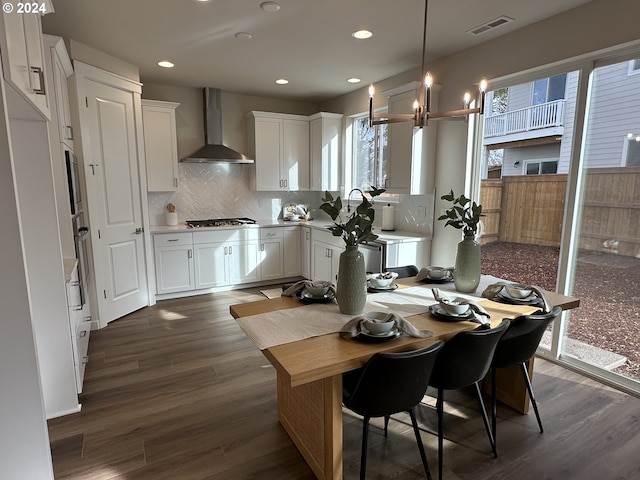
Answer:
[235,275,506,350]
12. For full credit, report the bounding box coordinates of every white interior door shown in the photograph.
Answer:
[80,77,148,325]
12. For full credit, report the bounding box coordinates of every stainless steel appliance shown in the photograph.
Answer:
[186,217,257,228]
[72,212,90,308]
[361,241,384,273]
[65,150,82,215]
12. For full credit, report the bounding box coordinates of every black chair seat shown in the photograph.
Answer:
[384,265,419,278]
[343,341,444,480]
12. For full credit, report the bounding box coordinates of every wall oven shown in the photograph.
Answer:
[65,150,82,215]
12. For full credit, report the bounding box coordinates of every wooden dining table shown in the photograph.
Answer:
[229,277,579,480]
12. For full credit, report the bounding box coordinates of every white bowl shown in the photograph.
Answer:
[305,282,330,297]
[368,272,398,288]
[362,312,395,334]
[505,284,533,299]
[439,299,469,316]
[427,266,448,279]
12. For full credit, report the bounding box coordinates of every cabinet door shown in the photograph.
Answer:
[50,43,74,149]
[300,227,311,279]
[155,245,195,294]
[310,114,341,191]
[254,117,283,191]
[22,13,49,116]
[311,241,333,282]
[283,119,309,191]
[228,240,261,284]
[142,101,180,192]
[194,242,228,288]
[386,90,417,194]
[329,245,343,284]
[260,239,284,281]
[284,227,301,278]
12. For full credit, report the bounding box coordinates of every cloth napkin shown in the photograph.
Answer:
[480,282,552,313]
[431,288,491,326]
[281,280,336,297]
[415,266,455,282]
[339,312,433,339]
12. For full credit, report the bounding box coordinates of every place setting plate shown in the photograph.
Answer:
[428,304,475,322]
[296,289,336,304]
[355,325,402,343]
[420,275,453,284]
[495,290,543,306]
[367,281,399,293]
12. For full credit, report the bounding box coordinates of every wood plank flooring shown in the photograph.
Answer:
[48,287,640,479]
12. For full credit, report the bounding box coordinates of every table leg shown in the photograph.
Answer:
[484,358,534,414]
[276,372,343,480]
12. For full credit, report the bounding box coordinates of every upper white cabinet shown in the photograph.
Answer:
[384,83,436,195]
[44,35,74,149]
[142,100,180,192]
[247,111,309,191]
[309,112,342,191]
[0,2,52,119]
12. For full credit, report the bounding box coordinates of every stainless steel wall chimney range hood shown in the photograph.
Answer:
[180,88,254,164]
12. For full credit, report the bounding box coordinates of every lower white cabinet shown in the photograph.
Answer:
[260,227,284,281]
[300,226,311,279]
[154,233,195,294]
[311,229,344,283]
[283,226,301,278]
[66,263,91,394]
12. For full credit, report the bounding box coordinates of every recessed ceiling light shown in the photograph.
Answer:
[157,60,174,68]
[352,30,373,39]
[347,77,361,84]
[260,1,280,12]
[235,32,253,40]
[275,78,289,85]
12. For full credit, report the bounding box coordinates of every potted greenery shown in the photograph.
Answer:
[438,190,484,293]
[319,187,385,314]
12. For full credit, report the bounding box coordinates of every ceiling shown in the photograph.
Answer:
[42,0,595,103]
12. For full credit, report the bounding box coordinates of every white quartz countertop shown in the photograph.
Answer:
[150,219,429,245]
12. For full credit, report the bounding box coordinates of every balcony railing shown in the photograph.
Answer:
[484,99,566,138]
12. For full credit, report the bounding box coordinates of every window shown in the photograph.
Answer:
[624,135,640,166]
[532,74,567,105]
[525,160,558,175]
[352,115,388,190]
[628,58,640,76]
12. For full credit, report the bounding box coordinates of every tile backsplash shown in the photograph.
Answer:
[147,163,433,237]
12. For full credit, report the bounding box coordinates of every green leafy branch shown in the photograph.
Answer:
[438,189,483,236]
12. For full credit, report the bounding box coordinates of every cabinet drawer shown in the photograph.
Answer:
[154,232,193,247]
[261,227,283,240]
[193,228,260,244]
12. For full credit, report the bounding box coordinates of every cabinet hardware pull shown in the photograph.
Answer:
[283,179,288,188]
[79,330,87,337]
[69,281,80,287]
[229,246,233,255]
[82,356,89,365]
[135,227,144,234]
[66,125,74,140]
[306,232,310,240]
[167,238,179,242]
[73,305,82,311]
[188,249,192,259]
[30,66,46,95]
[261,244,265,252]
[224,246,228,255]
[174,178,178,187]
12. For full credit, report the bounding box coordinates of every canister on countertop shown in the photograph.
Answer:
[381,204,395,231]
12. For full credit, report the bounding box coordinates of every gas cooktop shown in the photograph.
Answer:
[185,218,257,228]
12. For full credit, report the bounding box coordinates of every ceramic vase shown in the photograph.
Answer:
[454,233,481,293]
[336,245,367,315]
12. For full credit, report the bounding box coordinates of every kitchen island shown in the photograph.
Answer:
[230,277,579,480]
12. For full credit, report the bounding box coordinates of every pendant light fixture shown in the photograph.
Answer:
[369,0,487,128]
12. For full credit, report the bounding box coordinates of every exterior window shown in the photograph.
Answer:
[628,58,640,76]
[525,160,558,175]
[532,74,567,105]
[625,136,640,166]
[352,115,388,190]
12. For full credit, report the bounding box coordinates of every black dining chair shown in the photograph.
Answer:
[342,341,445,480]
[384,265,419,278]
[426,320,509,480]
[490,306,562,454]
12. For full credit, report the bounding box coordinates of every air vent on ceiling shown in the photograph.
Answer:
[467,15,514,36]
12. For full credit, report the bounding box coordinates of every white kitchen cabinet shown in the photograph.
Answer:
[300,226,311,279]
[283,226,301,278]
[142,100,180,192]
[311,228,343,283]
[260,227,284,281]
[384,83,436,195]
[154,233,195,294]
[44,35,74,149]
[193,229,261,288]
[247,111,309,191]
[65,262,91,394]
[0,3,52,119]
[309,112,342,191]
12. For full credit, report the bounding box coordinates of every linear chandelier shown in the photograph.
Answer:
[368,0,487,128]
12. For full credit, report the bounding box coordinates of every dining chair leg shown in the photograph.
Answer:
[360,417,370,480]
[520,362,544,433]
[436,388,444,480]
[384,415,390,437]
[409,408,433,480]
[474,381,497,458]
[491,367,498,455]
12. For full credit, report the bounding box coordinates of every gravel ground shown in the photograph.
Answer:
[481,241,640,381]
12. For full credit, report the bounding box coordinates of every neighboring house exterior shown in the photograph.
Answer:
[481,59,640,178]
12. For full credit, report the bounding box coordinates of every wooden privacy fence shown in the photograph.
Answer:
[480,167,640,257]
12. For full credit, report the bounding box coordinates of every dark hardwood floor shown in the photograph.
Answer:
[48,287,640,479]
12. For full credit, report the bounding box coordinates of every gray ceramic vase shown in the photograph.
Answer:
[336,246,367,314]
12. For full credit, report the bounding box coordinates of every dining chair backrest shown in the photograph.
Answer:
[384,265,419,279]
[344,341,444,418]
[429,320,509,391]
[492,306,562,368]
